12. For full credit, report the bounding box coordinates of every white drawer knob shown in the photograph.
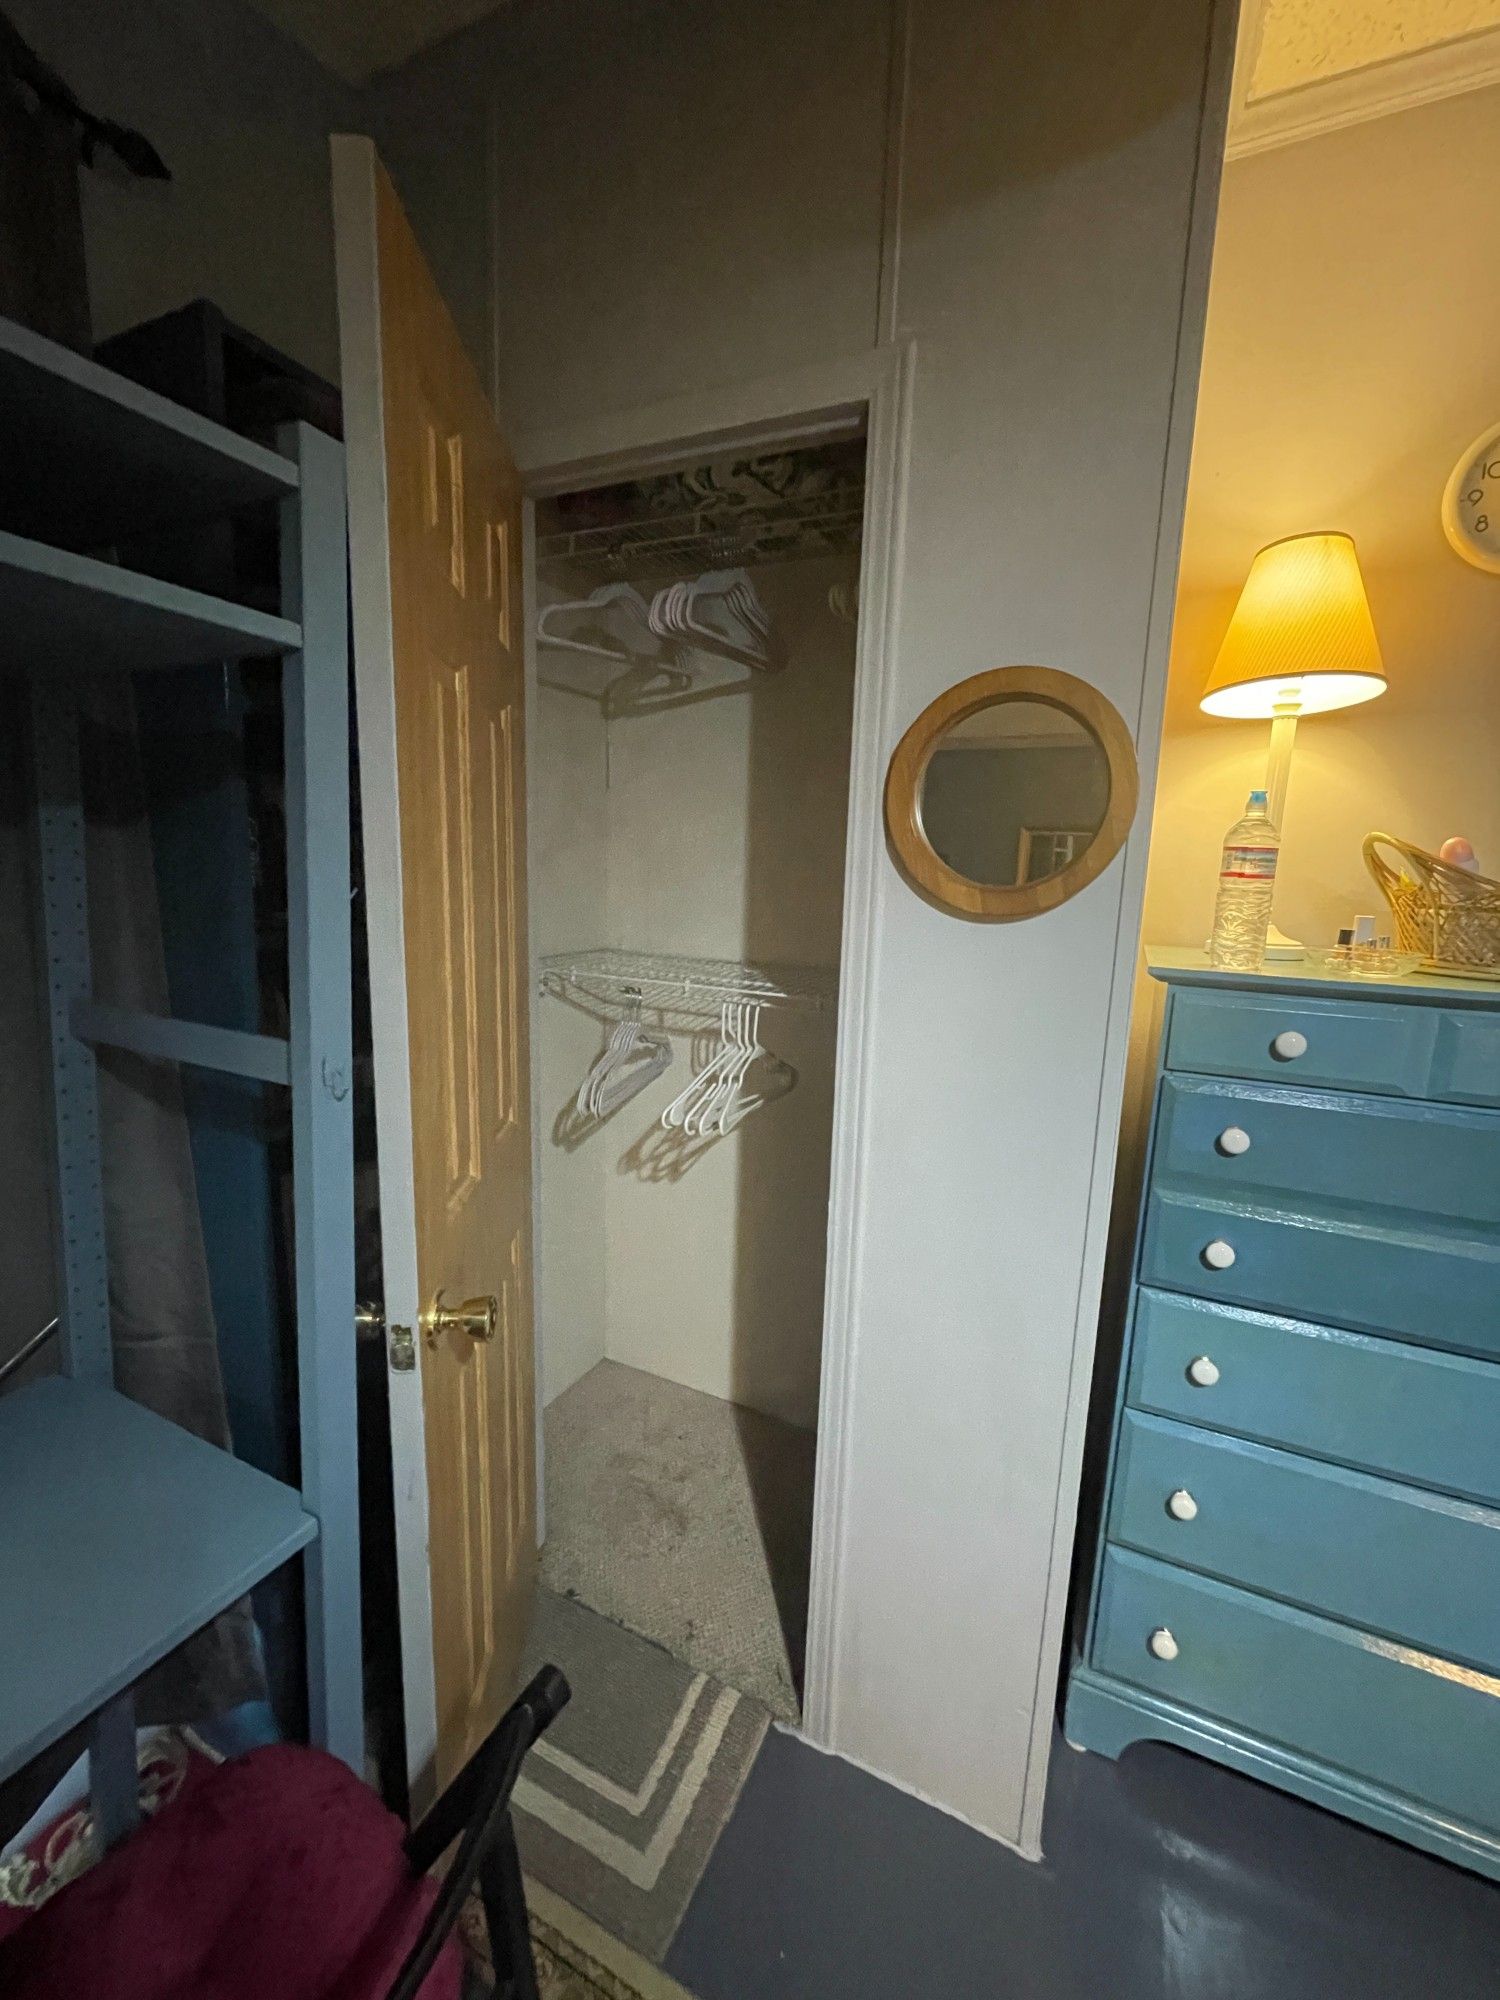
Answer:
[1167,1488,1199,1521]
[1148,1627,1180,1662]
[1272,1029,1308,1060]
[1187,1354,1221,1387]
[1202,1239,1237,1270]
[1216,1125,1251,1156]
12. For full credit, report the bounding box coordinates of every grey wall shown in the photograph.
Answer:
[366,0,894,430]
[370,0,1228,1849]
[5,0,356,376]
[1116,80,1500,1242]
[0,0,1228,1854]
[1148,79,1500,951]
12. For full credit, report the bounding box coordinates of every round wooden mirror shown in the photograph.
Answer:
[883,667,1139,921]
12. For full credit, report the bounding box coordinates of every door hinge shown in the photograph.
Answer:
[356,1302,417,1374]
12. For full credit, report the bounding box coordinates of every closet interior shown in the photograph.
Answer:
[532,434,866,1720]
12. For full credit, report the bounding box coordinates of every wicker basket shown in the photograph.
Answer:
[1363,832,1500,978]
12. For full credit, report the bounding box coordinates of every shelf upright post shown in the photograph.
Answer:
[32,677,142,1840]
[280,420,363,1770]
[30,680,111,1382]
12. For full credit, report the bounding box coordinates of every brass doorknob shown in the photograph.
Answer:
[422,1291,499,1344]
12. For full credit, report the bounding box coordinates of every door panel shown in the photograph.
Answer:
[333,135,534,1791]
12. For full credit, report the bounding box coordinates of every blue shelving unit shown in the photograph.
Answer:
[0,313,362,1841]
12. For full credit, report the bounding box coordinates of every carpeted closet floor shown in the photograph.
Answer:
[540,1361,816,1722]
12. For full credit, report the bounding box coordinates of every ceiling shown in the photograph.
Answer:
[248,0,1500,139]
[1230,0,1500,153]
[247,0,505,83]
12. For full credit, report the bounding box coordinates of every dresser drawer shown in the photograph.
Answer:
[1127,1290,1500,1505]
[1153,1075,1500,1232]
[1166,986,1500,1106]
[1093,1547,1500,1837]
[1142,1190,1500,1359]
[1109,1411,1500,1670]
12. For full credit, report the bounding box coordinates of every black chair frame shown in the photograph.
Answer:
[385,1665,571,2000]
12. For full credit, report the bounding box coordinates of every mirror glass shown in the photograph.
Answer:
[917,698,1111,888]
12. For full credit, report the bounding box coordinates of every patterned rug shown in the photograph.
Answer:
[464,1880,698,1999]
[513,1587,768,1962]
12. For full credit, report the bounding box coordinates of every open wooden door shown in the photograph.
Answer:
[331,136,534,1803]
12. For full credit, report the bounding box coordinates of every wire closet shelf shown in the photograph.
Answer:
[540,947,838,1026]
[536,481,866,588]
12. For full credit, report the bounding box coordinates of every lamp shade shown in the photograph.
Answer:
[1199,531,1386,719]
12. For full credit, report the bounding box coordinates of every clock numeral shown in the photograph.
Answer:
[1477,514,1489,535]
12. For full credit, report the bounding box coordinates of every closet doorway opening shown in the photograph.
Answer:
[528,425,868,1728]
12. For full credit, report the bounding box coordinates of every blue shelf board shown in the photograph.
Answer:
[0,531,301,673]
[0,313,297,550]
[71,1000,292,1086]
[0,1377,316,1783]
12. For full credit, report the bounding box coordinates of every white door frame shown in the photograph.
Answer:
[516,342,914,1749]
[331,139,441,1799]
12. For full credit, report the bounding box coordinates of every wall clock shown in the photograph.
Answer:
[1442,423,1500,574]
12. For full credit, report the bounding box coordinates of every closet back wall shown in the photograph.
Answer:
[536,556,855,1430]
[370,0,1229,1849]
[601,556,854,1430]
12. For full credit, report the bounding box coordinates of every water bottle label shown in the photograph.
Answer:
[1220,844,1278,882]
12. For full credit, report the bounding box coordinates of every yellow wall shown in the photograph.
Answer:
[1115,81,1500,1229]
[1147,82,1500,959]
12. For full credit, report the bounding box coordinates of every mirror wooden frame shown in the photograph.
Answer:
[883,666,1139,921]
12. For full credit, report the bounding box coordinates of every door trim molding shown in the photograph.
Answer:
[516,341,914,1757]
[1009,0,1240,1858]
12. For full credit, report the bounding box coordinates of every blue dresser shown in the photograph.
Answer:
[1066,949,1500,1879]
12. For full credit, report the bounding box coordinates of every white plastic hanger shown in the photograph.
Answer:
[660,1000,795,1137]
[594,1031,671,1117]
[648,570,778,674]
[539,583,658,664]
[662,1003,739,1133]
[695,1002,761,1133]
[576,996,672,1122]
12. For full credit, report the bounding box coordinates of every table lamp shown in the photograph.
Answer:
[1200,530,1386,958]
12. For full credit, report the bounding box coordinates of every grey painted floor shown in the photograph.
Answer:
[667,1725,1500,2000]
[541,1361,817,1721]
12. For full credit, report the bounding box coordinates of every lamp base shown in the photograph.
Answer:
[1263,922,1305,961]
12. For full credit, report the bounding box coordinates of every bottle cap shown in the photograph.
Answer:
[1248,789,1268,808]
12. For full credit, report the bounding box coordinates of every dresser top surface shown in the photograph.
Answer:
[1146,946,1500,1007]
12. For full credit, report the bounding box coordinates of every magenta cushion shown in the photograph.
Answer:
[0,1745,462,2000]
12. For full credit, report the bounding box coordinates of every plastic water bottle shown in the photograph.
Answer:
[1208,789,1280,969]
